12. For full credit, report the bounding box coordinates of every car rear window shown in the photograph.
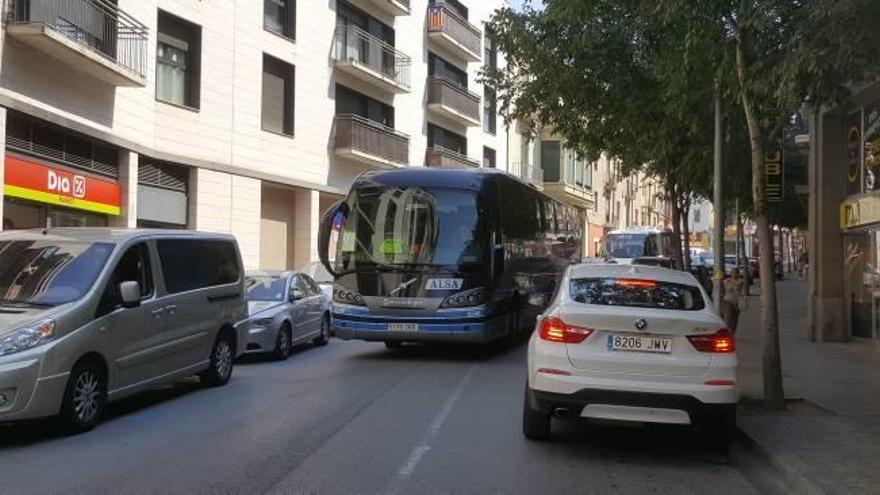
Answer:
[569,278,705,311]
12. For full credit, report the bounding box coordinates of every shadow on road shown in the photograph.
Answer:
[349,335,529,363]
[548,419,729,464]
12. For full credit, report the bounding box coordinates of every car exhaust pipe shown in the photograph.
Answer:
[553,407,571,418]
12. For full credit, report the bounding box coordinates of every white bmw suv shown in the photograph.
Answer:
[524,263,737,450]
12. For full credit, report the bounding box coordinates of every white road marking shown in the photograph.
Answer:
[385,363,479,495]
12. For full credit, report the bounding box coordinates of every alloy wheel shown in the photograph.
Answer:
[73,371,101,423]
[215,340,233,379]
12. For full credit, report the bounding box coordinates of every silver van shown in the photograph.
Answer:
[0,228,248,433]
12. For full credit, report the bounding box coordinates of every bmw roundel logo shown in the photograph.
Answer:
[634,319,648,331]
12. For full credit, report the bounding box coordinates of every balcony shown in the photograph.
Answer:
[333,24,411,93]
[425,147,480,169]
[426,2,481,62]
[334,115,410,168]
[543,178,596,209]
[509,162,543,188]
[366,0,410,16]
[427,77,481,127]
[6,0,148,86]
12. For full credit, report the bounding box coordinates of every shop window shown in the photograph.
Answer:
[264,0,295,40]
[157,11,201,109]
[262,54,296,136]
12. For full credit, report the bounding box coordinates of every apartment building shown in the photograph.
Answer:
[0,0,507,269]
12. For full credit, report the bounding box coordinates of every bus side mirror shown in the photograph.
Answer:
[318,201,348,279]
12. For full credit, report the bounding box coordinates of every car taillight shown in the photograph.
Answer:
[688,329,735,353]
[538,317,593,344]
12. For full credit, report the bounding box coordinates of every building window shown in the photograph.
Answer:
[484,30,498,70]
[483,89,497,135]
[428,52,467,88]
[156,12,201,109]
[265,0,296,40]
[262,54,296,136]
[483,147,496,168]
[428,124,466,155]
[442,0,469,19]
[336,85,394,128]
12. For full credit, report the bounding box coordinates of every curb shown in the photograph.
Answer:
[734,426,841,495]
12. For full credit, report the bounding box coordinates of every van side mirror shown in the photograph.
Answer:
[318,201,349,279]
[119,281,141,308]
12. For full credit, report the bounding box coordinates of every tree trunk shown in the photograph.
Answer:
[736,37,785,410]
[682,199,692,270]
[738,211,751,295]
[668,183,685,269]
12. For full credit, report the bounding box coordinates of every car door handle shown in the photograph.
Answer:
[165,304,177,313]
[151,308,165,316]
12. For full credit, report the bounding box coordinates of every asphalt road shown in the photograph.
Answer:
[0,339,782,494]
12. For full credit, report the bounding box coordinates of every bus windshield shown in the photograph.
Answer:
[335,186,485,271]
[605,233,653,258]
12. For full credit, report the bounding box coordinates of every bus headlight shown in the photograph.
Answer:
[334,286,366,306]
[440,288,486,309]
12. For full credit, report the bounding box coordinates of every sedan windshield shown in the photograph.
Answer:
[0,240,114,306]
[246,276,287,301]
[570,278,705,311]
[335,186,485,271]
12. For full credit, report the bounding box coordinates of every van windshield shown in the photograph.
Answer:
[0,240,115,306]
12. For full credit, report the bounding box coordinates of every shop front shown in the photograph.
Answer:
[3,154,121,230]
[840,194,880,340]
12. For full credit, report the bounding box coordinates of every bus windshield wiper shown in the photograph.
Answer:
[0,299,55,308]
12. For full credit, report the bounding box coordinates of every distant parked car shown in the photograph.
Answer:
[300,261,334,300]
[244,271,330,360]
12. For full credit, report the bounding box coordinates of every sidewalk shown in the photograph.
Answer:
[736,278,880,494]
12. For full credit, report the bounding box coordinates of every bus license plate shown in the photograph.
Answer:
[389,323,419,332]
[607,334,672,353]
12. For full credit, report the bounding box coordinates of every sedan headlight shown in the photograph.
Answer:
[0,319,56,357]
[333,286,366,306]
[251,318,275,328]
[440,287,486,309]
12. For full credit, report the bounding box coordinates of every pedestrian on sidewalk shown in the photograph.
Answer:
[722,269,745,333]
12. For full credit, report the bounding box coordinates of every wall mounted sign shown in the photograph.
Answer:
[4,155,121,215]
[765,140,784,203]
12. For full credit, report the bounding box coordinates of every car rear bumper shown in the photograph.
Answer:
[527,387,734,426]
[331,313,509,344]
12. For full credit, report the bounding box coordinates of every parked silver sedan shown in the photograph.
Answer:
[244,271,331,360]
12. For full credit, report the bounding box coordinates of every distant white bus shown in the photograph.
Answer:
[603,227,674,264]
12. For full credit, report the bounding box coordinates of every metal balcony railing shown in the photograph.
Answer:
[7,0,148,78]
[335,114,410,165]
[333,24,411,90]
[425,147,480,169]
[427,76,481,123]
[426,2,481,57]
[509,162,543,187]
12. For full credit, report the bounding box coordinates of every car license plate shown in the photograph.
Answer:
[389,323,419,332]
[606,334,672,353]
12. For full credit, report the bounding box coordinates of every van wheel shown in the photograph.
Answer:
[522,385,551,441]
[200,333,235,387]
[273,324,292,360]
[59,360,106,434]
[313,314,330,346]
[700,405,736,453]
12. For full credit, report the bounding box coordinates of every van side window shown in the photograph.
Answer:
[97,243,153,317]
[157,240,241,294]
